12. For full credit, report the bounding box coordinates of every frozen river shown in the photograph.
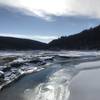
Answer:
[0,50,100,100]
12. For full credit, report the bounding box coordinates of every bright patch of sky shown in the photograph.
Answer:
[0,0,100,43]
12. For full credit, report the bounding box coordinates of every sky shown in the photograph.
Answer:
[0,0,100,43]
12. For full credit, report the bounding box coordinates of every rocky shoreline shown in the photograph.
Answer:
[0,53,54,90]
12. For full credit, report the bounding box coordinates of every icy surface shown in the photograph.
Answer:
[0,50,100,100]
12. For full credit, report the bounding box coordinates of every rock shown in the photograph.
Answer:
[38,61,46,66]
[29,58,42,64]
[0,71,4,84]
[54,55,79,61]
[2,67,11,72]
[10,62,24,68]
[0,56,17,66]
[44,58,54,62]
[29,58,46,66]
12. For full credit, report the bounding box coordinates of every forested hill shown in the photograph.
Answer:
[0,36,47,50]
[48,25,100,50]
[0,25,100,50]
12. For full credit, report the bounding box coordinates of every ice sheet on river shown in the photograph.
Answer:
[0,50,100,100]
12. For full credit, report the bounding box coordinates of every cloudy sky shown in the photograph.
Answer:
[0,0,100,43]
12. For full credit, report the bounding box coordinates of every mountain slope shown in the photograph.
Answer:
[48,25,100,50]
[0,36,47,50]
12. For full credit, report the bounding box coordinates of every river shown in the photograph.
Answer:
[0,51,100,100]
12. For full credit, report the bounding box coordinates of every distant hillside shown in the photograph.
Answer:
[0,36,47,50]
[1,25,100,50]
[48,25,100,50]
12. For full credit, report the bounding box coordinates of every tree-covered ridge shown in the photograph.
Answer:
[0,36,47,50]
[49,25,100,50]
